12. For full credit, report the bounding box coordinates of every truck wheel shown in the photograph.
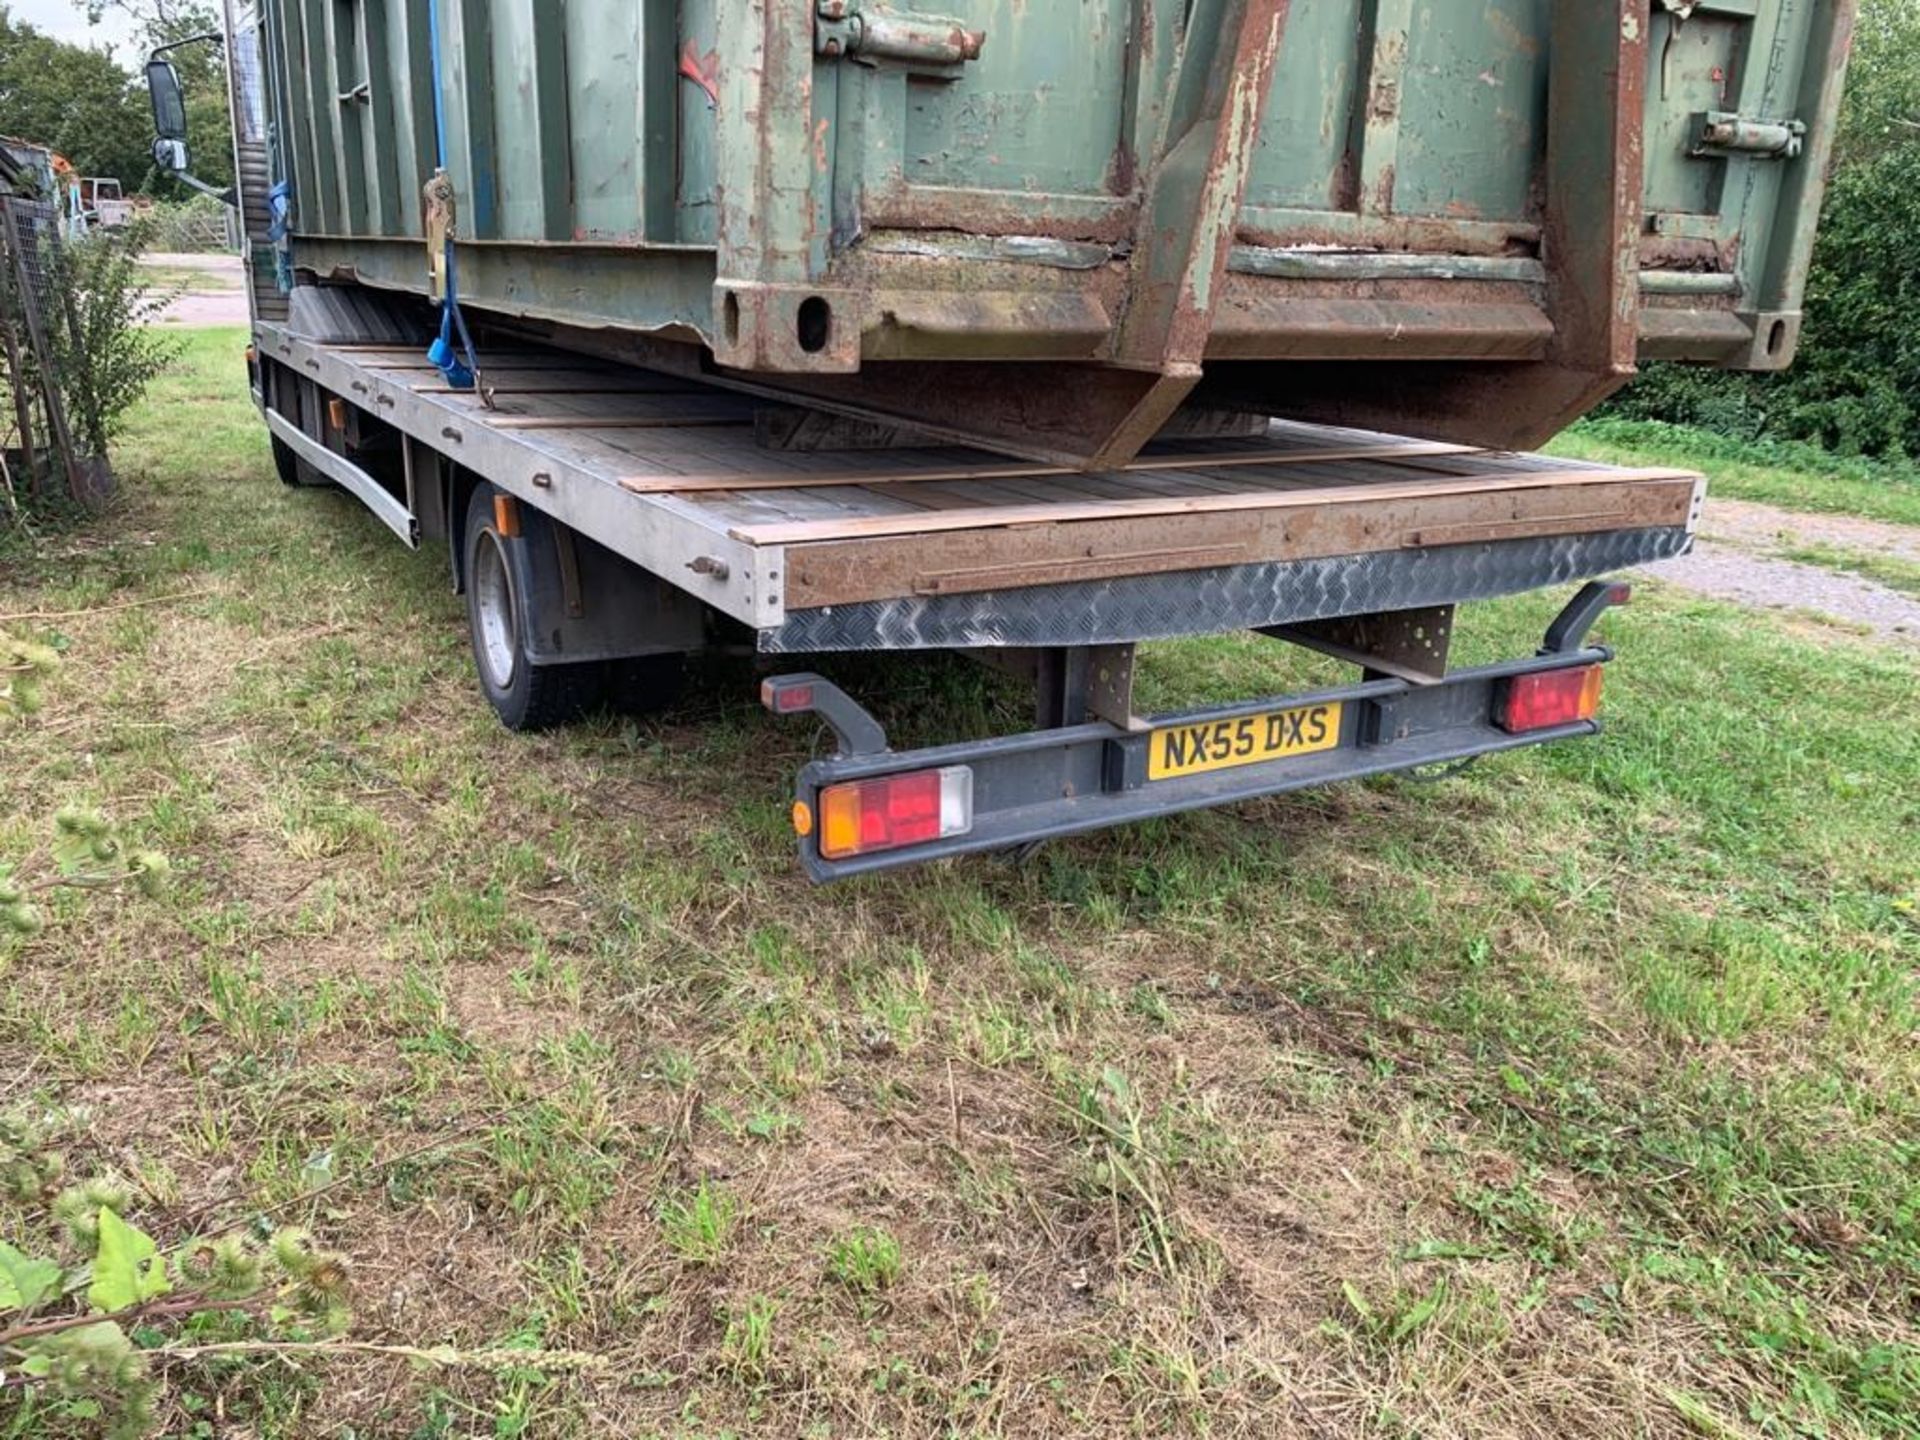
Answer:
[271,435,310,487]
[464,486,604,731]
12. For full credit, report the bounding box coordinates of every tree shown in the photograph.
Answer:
[0,9,153,190]
[1837,0,1920,165]
[80,0,217,35]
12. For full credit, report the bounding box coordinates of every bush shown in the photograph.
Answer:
[47,222,177,463]
[1762,141,1920,457]
[1609,142,1920,461]
[1604,366,1771,441]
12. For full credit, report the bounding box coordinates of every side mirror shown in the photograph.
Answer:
[145,40,236,207]
[152,137,191,175]
[146,58,189,149]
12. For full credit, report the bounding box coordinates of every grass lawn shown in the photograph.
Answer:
[136,265,240,293]
[2,329,1918,1438]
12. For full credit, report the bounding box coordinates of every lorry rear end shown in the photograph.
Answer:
[168,1,1851,879]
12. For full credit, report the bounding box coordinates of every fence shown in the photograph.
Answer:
[0,193,99,512]
[146,198,244,255]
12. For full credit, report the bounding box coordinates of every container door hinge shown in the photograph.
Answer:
[1689,111,1806,160]
[814,1,985,71]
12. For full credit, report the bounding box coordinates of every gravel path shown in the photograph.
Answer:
[143,252,251,327]
[1640,497,1920,647]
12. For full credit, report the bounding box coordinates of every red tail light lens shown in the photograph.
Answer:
[1500,665,1604,734]
[819,766,974,860]
[761,678,816,714]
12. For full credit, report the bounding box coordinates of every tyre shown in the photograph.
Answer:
[463,485,604,731]
[270,434,306,487]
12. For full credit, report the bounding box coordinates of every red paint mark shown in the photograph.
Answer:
[678,42,719,105]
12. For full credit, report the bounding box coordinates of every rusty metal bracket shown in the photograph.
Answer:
[1194,0,1650,452]
[1091,0,1293,470]
[422,171,454,304]
[978,645,1144,730]
[1085,645,1147,731]
[1689,111,1805,160]
[711,2,858,374]
[1264,606,1455,686]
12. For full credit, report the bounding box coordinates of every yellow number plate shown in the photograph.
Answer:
[1147,702,1344,781]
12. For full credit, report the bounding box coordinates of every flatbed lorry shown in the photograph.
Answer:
[139,1,1844,880]
[242,291,1690,880]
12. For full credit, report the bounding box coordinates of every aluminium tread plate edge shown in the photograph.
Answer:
[761,527,1697,653]
[258,325,783,629]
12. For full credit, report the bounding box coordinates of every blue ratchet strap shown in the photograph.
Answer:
[266,180,295,294]
[424,0,481,393]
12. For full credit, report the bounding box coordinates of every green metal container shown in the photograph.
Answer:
[247,0,1855,467]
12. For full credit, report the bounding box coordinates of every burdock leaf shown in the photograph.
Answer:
[88,1208,170,1311]
[0,1241,61,1311]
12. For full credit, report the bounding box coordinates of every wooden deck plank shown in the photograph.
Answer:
[615,440,1481,497]
[782,474,1699,607]
[500,386,736,417]
[433,393,754,427]
[416,381,726,398]
[734,466,1700,546]
[489,414,752,432]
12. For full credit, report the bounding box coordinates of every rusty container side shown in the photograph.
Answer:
[257,0,1856,468]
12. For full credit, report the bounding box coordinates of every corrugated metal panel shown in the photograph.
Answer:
[247,0,1855,468]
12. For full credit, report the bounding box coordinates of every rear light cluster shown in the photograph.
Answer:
[1500,664,1603,734]
[816,766,974,860]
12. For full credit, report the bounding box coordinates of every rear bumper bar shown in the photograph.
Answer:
[767,582,1628,883]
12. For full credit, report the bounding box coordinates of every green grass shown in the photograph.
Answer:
[825,1225,903,1295]
[659,1181,741,1266]
[136,263,239,293]
[1778,539,1920,598]
[1,330,1917,1437]
[1552,416,1920,527]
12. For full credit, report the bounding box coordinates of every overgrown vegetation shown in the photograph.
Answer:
[0,1119,352,1439]
[1,528,345,1437]
[0,331,1914,1436]
[1,218,175,526]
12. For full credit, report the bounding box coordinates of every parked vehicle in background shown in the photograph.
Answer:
[142,0,1855,880]
[75,176,133,230]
